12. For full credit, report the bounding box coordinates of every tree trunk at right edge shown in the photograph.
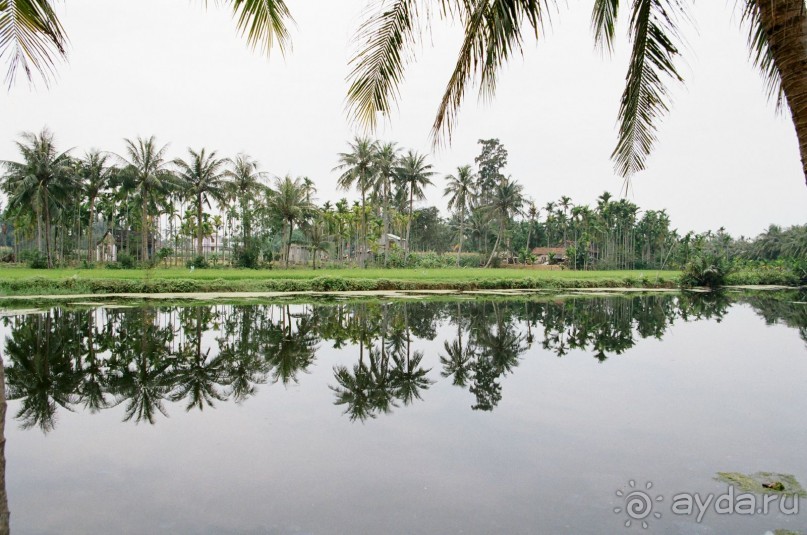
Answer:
[757,0,807,186]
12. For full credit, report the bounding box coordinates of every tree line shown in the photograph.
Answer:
[1,129,804,271]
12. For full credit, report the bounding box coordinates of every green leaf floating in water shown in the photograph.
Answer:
[715,472,806,497]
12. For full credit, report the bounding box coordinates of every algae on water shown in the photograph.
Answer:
[715,472,806,497]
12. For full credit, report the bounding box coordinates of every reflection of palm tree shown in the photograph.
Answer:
[171,307,227,411]
[390,344,433,405]
[440,339,474,387]
[331,340,378,422]
[0,348,8,534]
[4,313,80,431]
[264,306,319,385]
[77,310,111,413]
[108,309,173,424]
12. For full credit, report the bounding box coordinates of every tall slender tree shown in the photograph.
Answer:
[444,164,476,266]
[484,177,524,267]
[395,150,434,259]
[267,175,314,268]
[1,128,75,267]
[79,149,115,263]
[118,136,176,262]
[334,137,377,267]
[173,148,231,257]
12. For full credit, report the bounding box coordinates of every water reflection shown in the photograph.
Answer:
[1,292,805,432]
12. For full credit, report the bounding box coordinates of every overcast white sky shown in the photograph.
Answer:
[1,0,804,238]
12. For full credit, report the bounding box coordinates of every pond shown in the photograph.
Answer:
[1,292,806,534]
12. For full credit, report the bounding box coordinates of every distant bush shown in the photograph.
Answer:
[681,254,732,288]
[186,255,209,269]
[20,250,48,269]
[233,246,260,269]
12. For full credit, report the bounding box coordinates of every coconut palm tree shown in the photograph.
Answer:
[484,177,524,267]
[9,1,807,186]
[334,137,377,267]
[444,164,476,266]
[395,150,434,259]
[267,175,314,268]
[373,141,400,266]
[343,0,807,188]
[226,153,267,252]
[1,128,75,267]
[117,136,176,262]
[79,149,115,263]
[173,148,231,257]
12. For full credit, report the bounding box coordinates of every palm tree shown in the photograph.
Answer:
[10,2,807,187]
[484,177,524,267]
[525,201,539,253]
[304,214,331,270]
[118,136,175,262]
[343,1,807,188]
[444,164,475,266]
[267,175,313,268]
[373,141,400,266]
[173,148,230,257]
[79,149,115,263]
[334,137,377,267]
[226,153,267,252]
[395,150,434,259]
[1,128,75,267]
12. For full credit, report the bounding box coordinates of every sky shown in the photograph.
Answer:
[1,0,805,238]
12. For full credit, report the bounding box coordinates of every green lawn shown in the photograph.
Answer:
[0,266,680,283]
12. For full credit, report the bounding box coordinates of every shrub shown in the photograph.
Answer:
[186,255,209,269]
[233,246,260,269]
[680,254,732,288]
[117,252,136,269]
[20,250,48,269]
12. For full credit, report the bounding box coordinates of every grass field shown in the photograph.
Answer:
[0,266,680,282]
[0,266,683,297]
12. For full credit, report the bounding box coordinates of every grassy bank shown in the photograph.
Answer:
[0,267,682,296]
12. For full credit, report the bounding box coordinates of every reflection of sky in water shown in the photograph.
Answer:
[2,298,806,534]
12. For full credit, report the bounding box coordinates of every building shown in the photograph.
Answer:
[378,233,406,249]
[531,247,567,265]
[95,230,117,262]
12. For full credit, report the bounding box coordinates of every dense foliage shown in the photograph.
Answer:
[1,132,804,282]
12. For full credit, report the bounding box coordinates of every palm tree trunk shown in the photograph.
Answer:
[457,213,465,267]
[361,189,367,268]
[196,195,203,257]
[286,219,293,269]
[87,197,96,263]
[756,0,807,186]
[43,191,53,268]
[383,182,390,267]
[141,194,148,263]
[405,184,414,261]
[484,220,503,268]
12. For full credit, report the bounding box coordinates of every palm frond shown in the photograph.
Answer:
[592,0,620,53]
[219,0,293,55]
[738,0,785,111]
[0,0,68,87]
[431,0,552,144]
[612,0,687,178]
[346,0,424,131]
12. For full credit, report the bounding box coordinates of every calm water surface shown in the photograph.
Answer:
[1,293,806,534]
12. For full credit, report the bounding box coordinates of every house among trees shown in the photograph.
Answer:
[531,247,567,265]
[378,233,406,250]
[287,244,328,266]
[95,229,117,262]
